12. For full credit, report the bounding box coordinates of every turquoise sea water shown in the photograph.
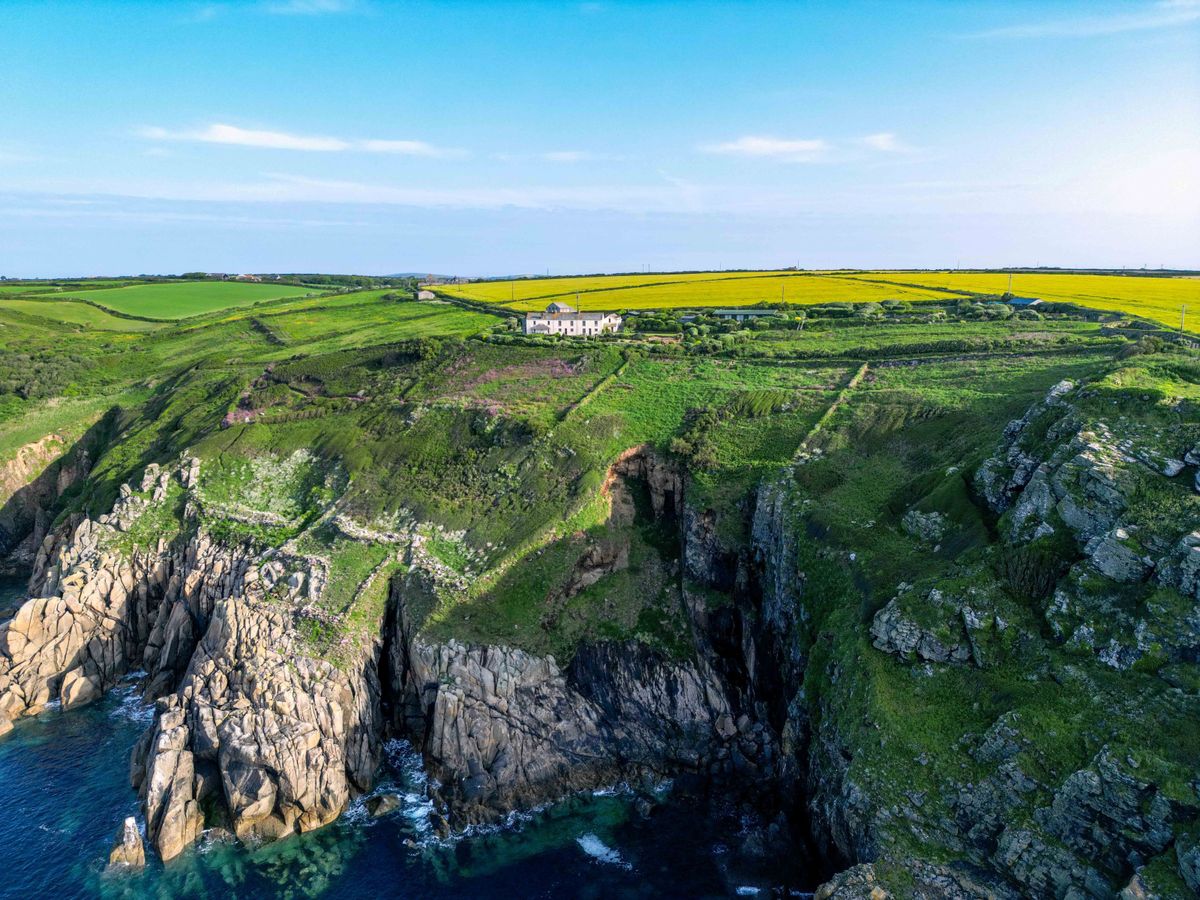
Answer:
[0,580,808,900]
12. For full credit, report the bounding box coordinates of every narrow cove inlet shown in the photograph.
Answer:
[0,680,802,897]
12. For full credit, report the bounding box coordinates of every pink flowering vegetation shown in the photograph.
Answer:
[436,349,623,426]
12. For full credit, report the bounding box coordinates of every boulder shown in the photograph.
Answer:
[106,816,145,871]
[1085,529,1150,583]
[870,591,973,666]
[366,792,402,818]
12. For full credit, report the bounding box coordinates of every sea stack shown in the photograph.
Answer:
[106,817,146,871]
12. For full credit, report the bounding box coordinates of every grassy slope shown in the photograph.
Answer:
[0,298,165,331]
[5,299,1129,644]
[55,280,320,318]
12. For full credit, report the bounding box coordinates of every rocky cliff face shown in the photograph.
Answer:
[134,593,382,859]
[798,379,1200,898]
[385,546,740,830]
[0,427,100,571]
[976,378,1200,669]
[1,457,384,861]
[3,399,1195,896]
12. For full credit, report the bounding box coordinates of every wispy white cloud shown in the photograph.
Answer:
[361,139,467,158]
[262,0,358,15]
[139,123,465,157]
[965,0,1200,38]
[860,132,915,153]
[699,135,829,162]
[141,123,347,151]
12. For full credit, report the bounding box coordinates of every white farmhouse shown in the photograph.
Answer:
[523,302,622,337]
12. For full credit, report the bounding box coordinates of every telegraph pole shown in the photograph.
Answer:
[1182,304,1187,336]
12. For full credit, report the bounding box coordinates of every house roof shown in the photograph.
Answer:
[525,311,619,321]
[1008,296,1042,306]
[706,308,779,316]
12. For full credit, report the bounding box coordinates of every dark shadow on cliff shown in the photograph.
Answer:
[0,407,125,573]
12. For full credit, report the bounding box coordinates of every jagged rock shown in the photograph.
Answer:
[1037,747,1179,876]
[106,816,146,871]
[140,593,383,858]
[870,590,974,665]
[993,827,1110,897]
[142,706,204,861]
[814,860,1017,900]
[901,509,946,544]
[975,380,1076,513]
[975,382,1200,673]
[1085,528,1150,583]
[1158,531,1200,600]
[391,633,730,826]
[0,430,95,565]
[1,458,385,861]
[0,477,264,734]
[388,555,733,827]
[815,863,886,899]
[1177,832,1200,894]
[1117,873,1152,899]
[366,792,402,817]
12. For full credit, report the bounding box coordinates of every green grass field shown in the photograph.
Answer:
[0,298,165,331]
[0,284,63,295]
[56,280,321,319]
[436,269,1200,331]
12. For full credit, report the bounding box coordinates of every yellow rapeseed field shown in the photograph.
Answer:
[436,269,1200,331]
[863,272,1198,331]
[440,270,805,305]
[439,272,952,311]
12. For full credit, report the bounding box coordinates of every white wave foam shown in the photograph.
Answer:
[109,684,155,724]
[576,833,632,870]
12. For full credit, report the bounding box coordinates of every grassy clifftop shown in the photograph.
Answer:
[2,282,1197,892]
[0,289,1170,663]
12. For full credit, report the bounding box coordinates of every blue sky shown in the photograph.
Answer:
[1,0,1197,277]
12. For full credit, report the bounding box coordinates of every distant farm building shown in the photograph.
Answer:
[417,289,436,300]
[524,303,622,337]
[234,274,263,282]
[1007,296,1042,307]
[707,308,781,321]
